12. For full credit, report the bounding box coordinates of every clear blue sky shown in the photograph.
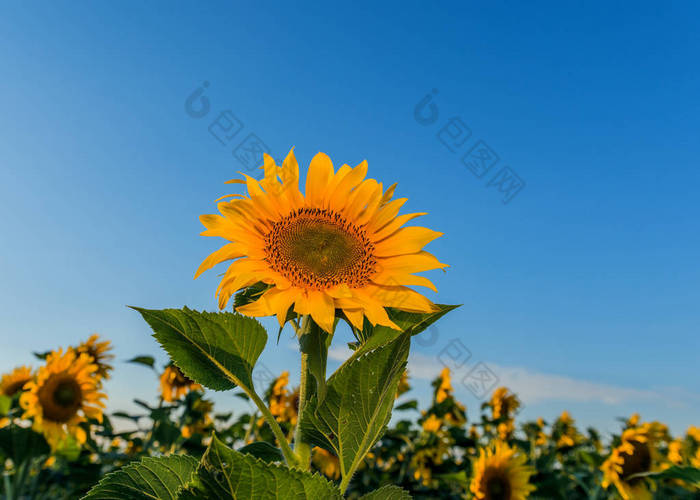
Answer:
[1,2,698,434]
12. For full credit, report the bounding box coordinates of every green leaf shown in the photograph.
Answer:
[360,485,413,499]
[300,333,410,486]
[126,355,156,368]
[394,399,418,411]
[237,441,284,463]
[82,455,198,499]
[387,304,460,336]
[0,425,50,464]
[234,282,271,309]
[299,321,330,403]
[628,465,700,486]
[131,306,267,392]
[0,394,11,416]
[180,434,342,499]
[348,304,459,363]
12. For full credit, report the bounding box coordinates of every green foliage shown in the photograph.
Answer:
[132,307,267,393]
[126,355,156,368]
[237,441,285,463]
[300,333,410,488]
[0,425,50,465]
[180,434,342,499]
[630,465,700,486]
[359,485,412,499]
[82,455,198,499]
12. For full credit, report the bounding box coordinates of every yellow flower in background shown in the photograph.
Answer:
[267,371,298,426]
[195,149,447,333]
[76,334,114,380]
[554,411,580,449]
[312,447,340,480]
[0,365,33,397]
[0,417,8,429]
[182,398,214,439]
[20,349,105,448]
[686,425,700,443]
[422,414,442,433]
[470,441,536,500]
[498,421,515,441]
[668,438,683,465]
[627,413,640,428]
[601,423,663,500]
[490,387,520,420]
[159,364,202,402]
[435,367,452,403]
[396,369,411,398]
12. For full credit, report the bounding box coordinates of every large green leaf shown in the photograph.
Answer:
[180,434,341,499]
[82,455,198,499]
[359,485,412,499]
[349,304,459,361]
[300,333,410,486]
[131,307,267,392]
[0,425,50,464]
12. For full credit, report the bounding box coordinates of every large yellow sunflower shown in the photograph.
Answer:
[20,349,105,448]
[195,149,447,333]
[0,365,33,397]
[601,423,664,500]
[470,441,536,500]
[76,334,114,380]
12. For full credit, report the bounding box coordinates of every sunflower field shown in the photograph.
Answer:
[2,151,699,499]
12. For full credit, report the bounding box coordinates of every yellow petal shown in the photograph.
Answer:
[305,152,334,206]
[374,227,443,257]
[194,243,246,279]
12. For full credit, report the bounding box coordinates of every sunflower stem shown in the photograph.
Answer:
[293,315,313,470]
[248,389,298,467]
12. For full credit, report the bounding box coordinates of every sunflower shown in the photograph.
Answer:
[0,365,33,397]
[20,349,105,448]
[470,441,536,500]
[195,149,447,333]
[182,398,214,439]
[553,410,580,449]
[159,364,202,402]
[266,371,299,426]
[76,334,114,380]
[601,423,664,500]
[490,387,520,420]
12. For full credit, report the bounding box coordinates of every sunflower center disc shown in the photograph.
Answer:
[621,441,652,483]
[39,374,83,422]
[265,208,376,290]
[485,475,511,500]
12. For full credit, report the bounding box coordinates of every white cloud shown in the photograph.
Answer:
[328,346,670,406]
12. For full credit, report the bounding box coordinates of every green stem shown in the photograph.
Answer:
[293,316,312,470]
[248,389,298,467]
[339,475,352,495]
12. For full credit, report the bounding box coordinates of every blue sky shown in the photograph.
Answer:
[1,2,698,435]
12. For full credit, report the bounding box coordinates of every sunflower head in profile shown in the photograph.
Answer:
[19,349,105,448]
[265,371,299,427]
[601,423,664,500]
[159,364,202,403]
[195,149,447,334]
[470,441,536,500]
[76,334,114,380]
[0,365,33,397]
[490,387,520,420]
